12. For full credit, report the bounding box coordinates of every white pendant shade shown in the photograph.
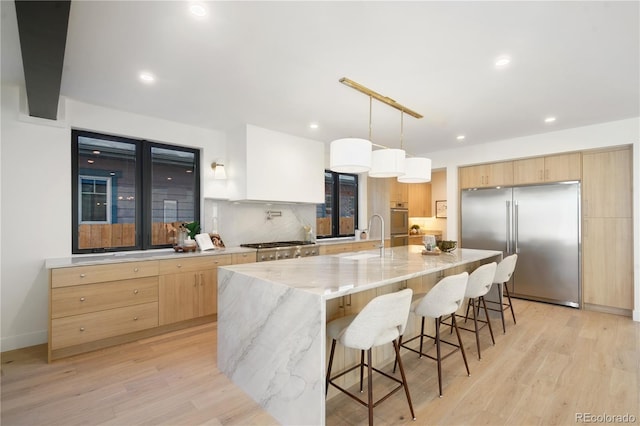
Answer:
[397,157,432,183]
[330,138,372,173]
[369,148,406,178]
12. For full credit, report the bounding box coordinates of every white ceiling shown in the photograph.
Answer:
[2,1,639,155]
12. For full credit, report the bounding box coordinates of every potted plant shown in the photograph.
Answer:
[410,224,420,235]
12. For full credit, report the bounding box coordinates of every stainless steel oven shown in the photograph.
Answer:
[390,203,409,246]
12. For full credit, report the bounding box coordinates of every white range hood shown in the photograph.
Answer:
[227,124,325,204]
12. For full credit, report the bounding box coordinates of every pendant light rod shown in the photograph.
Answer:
[339,77,423,119]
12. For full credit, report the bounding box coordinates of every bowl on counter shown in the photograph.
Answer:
[436,240,457,253]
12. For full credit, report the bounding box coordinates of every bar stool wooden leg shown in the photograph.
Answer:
[326,339,336,397]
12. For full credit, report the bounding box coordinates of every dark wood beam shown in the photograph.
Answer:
[14,0,70,120]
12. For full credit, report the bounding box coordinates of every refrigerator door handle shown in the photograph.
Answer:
[514,201,520,254]
[506,200,511,253]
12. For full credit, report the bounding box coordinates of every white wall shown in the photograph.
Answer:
[0,85,227,351]
[424,118,640,321]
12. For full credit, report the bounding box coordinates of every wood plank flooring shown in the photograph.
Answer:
[2,299,639,425]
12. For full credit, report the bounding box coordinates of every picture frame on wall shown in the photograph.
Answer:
[435,200,447,218]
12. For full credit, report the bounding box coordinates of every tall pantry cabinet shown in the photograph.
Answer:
[582,146,634,314]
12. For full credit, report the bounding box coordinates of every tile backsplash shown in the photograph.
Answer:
[204,199,316,247]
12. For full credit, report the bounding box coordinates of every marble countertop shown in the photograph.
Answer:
[222,246,502,300]
[45,246,256,269]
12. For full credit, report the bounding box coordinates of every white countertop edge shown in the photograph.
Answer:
[45,246,256,269]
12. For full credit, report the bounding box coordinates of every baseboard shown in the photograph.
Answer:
[583,303,632,317]
[0,329,48,353]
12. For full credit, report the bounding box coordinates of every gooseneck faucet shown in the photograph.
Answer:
[368,214,385,257]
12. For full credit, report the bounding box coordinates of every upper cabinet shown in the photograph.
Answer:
[582,148,632,218]
[408,183,432,217]
[389,179,408,204]
[513,153,581,185]
[459,161,513,189]
[227,124,325,203]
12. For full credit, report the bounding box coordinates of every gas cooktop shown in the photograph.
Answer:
[240,241,315,249]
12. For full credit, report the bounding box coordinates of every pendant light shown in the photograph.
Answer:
[398,157,432,183]
[369,109,406,178]
[329,96,372,173]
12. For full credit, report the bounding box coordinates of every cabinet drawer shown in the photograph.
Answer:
[158,255,232,274]
[320,243,353,255]
[51,261,158,288]
[51,302,158,349]
[232,252,256,264]
[51,276,158,318]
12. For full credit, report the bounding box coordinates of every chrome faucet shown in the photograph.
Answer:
[368,214,385,257]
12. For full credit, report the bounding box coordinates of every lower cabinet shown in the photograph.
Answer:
[48,254,232,361]
[158,255,231,325]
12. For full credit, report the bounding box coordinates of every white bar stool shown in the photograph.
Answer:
[486,254,518,333]
[325,288,415,426]
[398,272,470,397]
[456,262,497,359]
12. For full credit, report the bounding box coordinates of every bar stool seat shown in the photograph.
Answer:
[326,288,415,426]
[398,272,470,397]
[485,254,518,333]
[455,262,497,359]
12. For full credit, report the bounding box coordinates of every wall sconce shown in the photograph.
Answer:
[211,162,227,180]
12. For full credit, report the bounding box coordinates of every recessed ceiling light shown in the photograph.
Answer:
[139,72,155,84]
[495,56,511,68]
[456,135,465,141]
[167,177,173,181]
[189,3,207,17]
[186,169,193,173]
[544,116,557,123]
[87,159,94,164]
[92,150,101,154]
[309,123,319,129]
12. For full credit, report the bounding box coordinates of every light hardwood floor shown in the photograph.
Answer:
[2,299,639,425]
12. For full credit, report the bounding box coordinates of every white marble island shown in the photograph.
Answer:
[217,246,501,425]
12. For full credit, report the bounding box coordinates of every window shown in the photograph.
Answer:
[316,171,358,238]
[72,130,200,253]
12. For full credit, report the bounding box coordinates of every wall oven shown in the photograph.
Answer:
[390,203,409,247]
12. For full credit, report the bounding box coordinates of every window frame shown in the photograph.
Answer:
[317,170,359,239]
[71,129,200,254]
[78,175,112,224]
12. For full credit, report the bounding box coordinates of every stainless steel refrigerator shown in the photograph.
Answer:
[461,182,581,307]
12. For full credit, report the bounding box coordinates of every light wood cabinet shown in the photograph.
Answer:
[583,218,633,310]
[49,261,160,361]
[581,147,633,314]
[390,179,409,204]
[319,242,354,255]
[49,254,233,361]
[51,302,158,350]
[232,252,256,264]
[459,161,513,189]
[513,152,581,184]
[408,183,432,217]
[158,255,231,325]
[583,148,632,218]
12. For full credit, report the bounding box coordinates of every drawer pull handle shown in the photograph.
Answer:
[80,297,85,302]
[133,289,139,294]
[133,317,138,321]
[80,327,85,332]
[133,268,139,272]
[80,274,86,278]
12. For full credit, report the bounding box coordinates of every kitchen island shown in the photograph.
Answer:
[217,246,502,426]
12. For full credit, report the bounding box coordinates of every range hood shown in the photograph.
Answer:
[227,124,325,204]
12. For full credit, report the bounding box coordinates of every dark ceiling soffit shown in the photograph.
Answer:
[15,0,70,120]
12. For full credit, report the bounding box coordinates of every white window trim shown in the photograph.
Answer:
[79,175,112,224]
